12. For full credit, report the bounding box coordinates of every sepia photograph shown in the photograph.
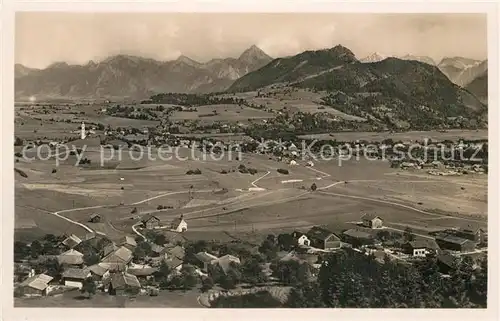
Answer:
[3,4,497,314]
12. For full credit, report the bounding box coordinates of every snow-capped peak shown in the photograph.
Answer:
[360,52,387,63]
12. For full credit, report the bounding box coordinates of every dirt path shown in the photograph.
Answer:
[251,171,271,188]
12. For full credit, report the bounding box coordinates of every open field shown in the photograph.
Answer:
[14,290,202,308]
[298,129,488,143]
[15,148,487,244]
[222,88,365,121]
[170,104,274,123]
[15,108,488,244]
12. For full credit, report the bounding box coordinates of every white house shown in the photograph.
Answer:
[170,215,188,232]
[62,268,91,289]
[297,234,311,246]
[292,231,311,246]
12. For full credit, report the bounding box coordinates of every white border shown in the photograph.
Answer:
[1,1,499,321]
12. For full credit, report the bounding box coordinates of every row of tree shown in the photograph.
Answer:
[286,249,487,308]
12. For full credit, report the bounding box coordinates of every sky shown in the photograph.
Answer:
[15,13,487,69]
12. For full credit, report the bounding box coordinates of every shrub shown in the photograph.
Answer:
[247,168,258,175]
[52,168,57,174]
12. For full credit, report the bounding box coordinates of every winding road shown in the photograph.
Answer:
[42,163,485,241]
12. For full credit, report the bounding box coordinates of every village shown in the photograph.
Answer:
[14,205,487,306]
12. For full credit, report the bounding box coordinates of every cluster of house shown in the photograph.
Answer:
[285,214,486,258]
[138,214,188,233]
[15,231,187,298]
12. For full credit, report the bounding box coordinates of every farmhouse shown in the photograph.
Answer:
[163,256,183,271]
[306,226,341,250]
[102,243,119,257]
[170,215,188,232]
[279,251,302,263]
[88,213,101,223]
[101,246,134,271]
[342,229,374,247]
[151,244,166,256]
[141,214,161,229]
[62,268,91,289]
[88,263,110,280]
[212,254,241,275]
[456,224,486,244]
[437,254,456,274]
[291,231,311,246]
[58,249,84,266]
[126,267,159,281]
[18,274,53,297]
[361,214,383,229]
[118,236,137,250]
[107,273,141,296]
[61,234,82,249]
[435,234,476,252]
[165,245,186,260]
[194,251,219,272]
[402,240,432,257]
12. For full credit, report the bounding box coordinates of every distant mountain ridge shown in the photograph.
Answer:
[228,45,486,128]
[466,69,488,104]
[15,45,273,100]
[438,57,487,87]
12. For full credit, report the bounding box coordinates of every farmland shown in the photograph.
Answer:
[14,127,487,245]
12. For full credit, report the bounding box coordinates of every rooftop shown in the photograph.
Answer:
[195,251,218,263]
[342,229,373,239]
[62,268,90,280]
[214,254,241,274]
[88,264,110,277]
[141,214,160,223]
[101,246,133,264]
[361,213,382,221]
[20,274,53,291]
[165,245,185,260]
[127,267,159,277]
[111,273,141,289]
[62,234,82,248]
[436,234,473,245]
[119,236,137,247]
[306,226,335,241]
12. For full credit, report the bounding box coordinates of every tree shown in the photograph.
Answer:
[272,260,309,286]
[83,250,100,266]
[258,234,278,260]
[80,278,97,299]
[240,255,268,285]
[177,266,198,290]
[44,258,63,280]
[219,272,238,290]
[286,281,325,308]
[404,227,415,242]
[133,246,147,262]
[14,241,30,262]
[310,183,317,191]
[277,233,296,251]
[154,261,172,284]
[201,276,214,292]
[30,240,43,258]
[14,136,24,146]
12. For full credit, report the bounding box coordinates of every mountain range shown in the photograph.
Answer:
[15,45,273,100]
[229,45,486,128]
[466,69,488,104]
[360,53,487,90]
